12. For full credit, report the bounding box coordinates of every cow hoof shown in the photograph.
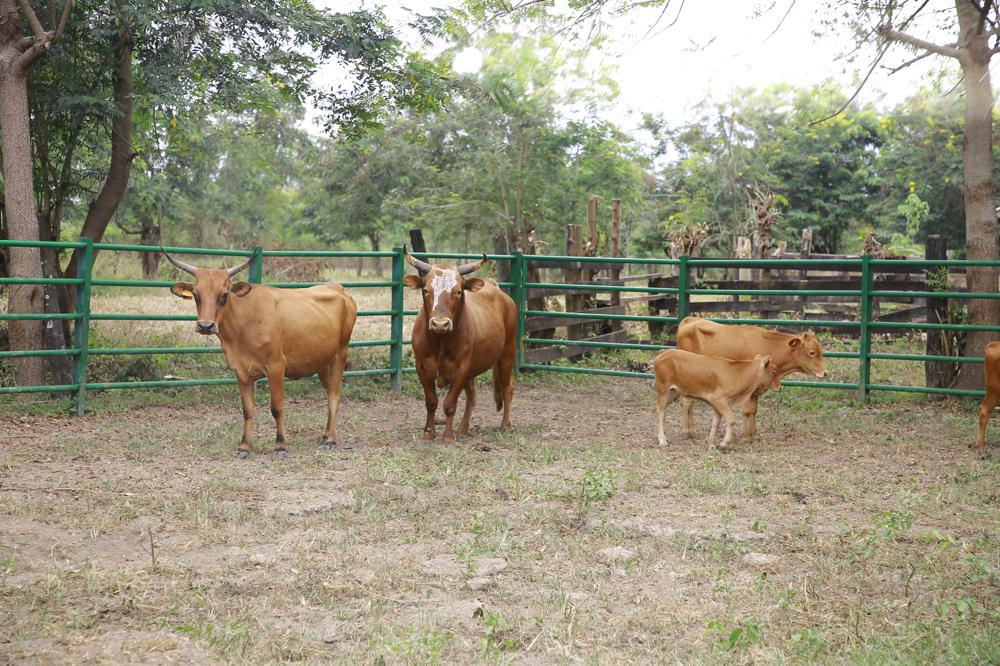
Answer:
[442,437,456,445]
[320,442,338,452]
[237,450,250,460]
[273,448,288,460]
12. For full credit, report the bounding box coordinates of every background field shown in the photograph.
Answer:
[1,369,998,664]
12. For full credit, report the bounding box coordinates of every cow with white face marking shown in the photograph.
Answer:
[404,248,517,444]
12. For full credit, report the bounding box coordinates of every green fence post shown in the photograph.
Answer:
[248,244,264,284]
[389,247,404,391]
[72,237,94,416]
[676,255,690,324]
[858,254,872,403]
[511,252,527,373]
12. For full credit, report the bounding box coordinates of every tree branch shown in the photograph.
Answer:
[810,43,889,126]
[14,40,51,74]
[53,0,72,43]
[15,0,47,42]
[879,24,961,59]
[882,47,941,74]
[766,0,796,42]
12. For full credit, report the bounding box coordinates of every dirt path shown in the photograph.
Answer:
[1,377,998,663]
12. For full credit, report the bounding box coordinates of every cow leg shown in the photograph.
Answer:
[679,396,695,436]
[714,402,737,450]
[417,363,438,441]
[742,392,761,441]
[319,348,348,451]
[237,380,255,459]
[459,377,476,438]
[706,409,721,447]
[267,370,289,459]
[656,387,678,447]
[441,370,468,445]
[976,390,998,457]
[496,354,515,432]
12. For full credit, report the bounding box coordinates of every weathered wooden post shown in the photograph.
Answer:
[797,228,812,316]
[736,236,752,316]
[493,231,511,293]
[925,235,952,389]
[565,223,584,340]
[609,199,623,333]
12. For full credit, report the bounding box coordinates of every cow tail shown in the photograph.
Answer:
[493,367,503,412]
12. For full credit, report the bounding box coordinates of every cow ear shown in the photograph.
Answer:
[170,282,194,299]
[231,282,253,297]
[403,275,423,290]
[788,337,802,349]
[463,278,486,292]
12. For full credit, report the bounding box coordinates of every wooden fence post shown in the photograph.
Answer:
[925,235,952,389]
[493,231,511,292]
[609,199,622,333]
[565,223,584,340]
[797,228,812,316]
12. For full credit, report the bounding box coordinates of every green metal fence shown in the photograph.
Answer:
[1,238,997,413]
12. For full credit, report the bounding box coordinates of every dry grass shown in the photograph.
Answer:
[1,373,999,664]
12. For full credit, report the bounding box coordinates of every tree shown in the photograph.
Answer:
[1,0,72,385]
[4,0,453,385]
[835,0,1000,389]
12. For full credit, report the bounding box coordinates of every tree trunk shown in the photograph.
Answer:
[368,232,382,277]
[139,212,161,280]
[64,30,133,285]
[1,29,45,385]
[953,2,999,391]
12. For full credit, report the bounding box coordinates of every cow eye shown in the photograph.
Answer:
[218,292,229,306]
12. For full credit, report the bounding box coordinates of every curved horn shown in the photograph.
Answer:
[403,245,433,274]
[227,255,254,277]
[160,248,198,276]
[457,253,488,275]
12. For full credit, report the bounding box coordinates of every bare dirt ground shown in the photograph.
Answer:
[1,375,999,664]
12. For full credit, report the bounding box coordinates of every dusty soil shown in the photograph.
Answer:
[1,376,998,664]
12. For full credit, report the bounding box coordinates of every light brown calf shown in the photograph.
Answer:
[975,341,1000,457]
[677,317,829,440]
[654,349,779,450]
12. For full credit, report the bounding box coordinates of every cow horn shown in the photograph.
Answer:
[227,255,254,277]
[457,254,488,275]
[403,246,432,274]
[160,248,198,276]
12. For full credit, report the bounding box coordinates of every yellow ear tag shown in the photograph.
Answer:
[181,289,194,299]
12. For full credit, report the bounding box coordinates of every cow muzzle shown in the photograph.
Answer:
[429,317,453,333]
[196,321,217,335]
[816,369,830,379]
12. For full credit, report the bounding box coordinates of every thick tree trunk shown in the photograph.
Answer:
[1,35,46,385]
[64,32,133,284]
[953,3,999,391]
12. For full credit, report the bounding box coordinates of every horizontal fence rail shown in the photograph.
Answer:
[2,239,999,412]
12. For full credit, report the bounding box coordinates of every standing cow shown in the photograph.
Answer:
[163,250,357,459]
[403,249,517,444]
[975,340,1000,457]
[654,349,780,449]
[676,317,829,440]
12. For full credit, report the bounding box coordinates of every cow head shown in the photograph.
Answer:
[402,247,488,334]
[753,354,782,392]
[162,249,254,335]
[787,331,829,378]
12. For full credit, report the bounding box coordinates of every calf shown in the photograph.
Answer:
[975,341,1000,457]
[677,317,829,440]
[654,349,779,450]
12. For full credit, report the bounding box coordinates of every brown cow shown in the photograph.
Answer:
[654,349,779,450]
[403,248,517,444]
[676,316,829,440]
[163,250,357,459]
[975,340,1000,457]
